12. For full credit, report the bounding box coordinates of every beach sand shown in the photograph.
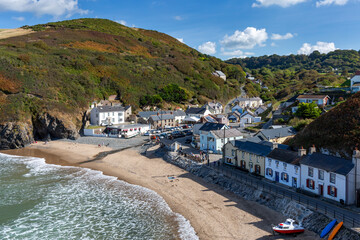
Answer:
[2,141,320,240]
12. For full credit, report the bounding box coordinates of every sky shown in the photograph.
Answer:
[0,0,359,60]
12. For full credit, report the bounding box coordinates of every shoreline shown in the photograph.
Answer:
[1,140,319,240]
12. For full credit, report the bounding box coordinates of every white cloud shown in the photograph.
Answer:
[176,38,184,43]
[12,16,25,21]
[198,41,216,55]
[271,32,294,40]
[220,27,268,49]
[221,49,253,58]
[316,0,348,7]
[297,41,337,55]
[0,0,88,17]
[116,20,127,26]
[252,0,308,7]
[174,16,182,21]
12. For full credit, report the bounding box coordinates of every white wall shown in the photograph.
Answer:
[90,108,125,126]
[265,157,300,188]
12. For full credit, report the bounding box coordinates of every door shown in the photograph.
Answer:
[275,172,279,182]
[292,177,297,188]
[319,184,324,196]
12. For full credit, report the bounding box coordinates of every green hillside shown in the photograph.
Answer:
[226,50,359,101]
[288,92,360,157]
[0,18,245,148]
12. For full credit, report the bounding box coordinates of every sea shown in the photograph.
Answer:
[0,153,198,240]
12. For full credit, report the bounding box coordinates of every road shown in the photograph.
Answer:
[224,84,246,114]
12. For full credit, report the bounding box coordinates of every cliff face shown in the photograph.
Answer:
[0,112,80,150]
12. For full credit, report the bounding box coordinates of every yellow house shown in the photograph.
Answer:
[224,141,279,177]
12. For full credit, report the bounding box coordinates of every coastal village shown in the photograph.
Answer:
[75,70,360,238]
[1,12,360,240]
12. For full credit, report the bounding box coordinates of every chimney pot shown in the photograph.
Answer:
[309,145,316,155]
[298,147,307,157]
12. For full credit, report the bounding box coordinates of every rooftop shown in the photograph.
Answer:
[138,110,185,119]
[96,106,125,112]
[149,114,175,121]
[267,148,301,165]
[233,140,273,156]
[300,152,354,176]
[255,126,296,140]
[186,107,208,115]
[199,122,226,132]
[211,128,243,139]
[297,95,329,99]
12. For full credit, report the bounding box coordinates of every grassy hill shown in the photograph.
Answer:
[288,92,360,157]
[226,50,359,101]
[0,18,245,148]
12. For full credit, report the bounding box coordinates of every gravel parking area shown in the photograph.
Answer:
[61,136,149,150]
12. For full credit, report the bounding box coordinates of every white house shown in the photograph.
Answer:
[203,102,223,114]
[199,122,227,152]
[185,107,211,118]
[90,106,125,126]
[240,110,261,124]
[212,70,226,80]
[350,71,360,93]
[234,97,263,108]
[299,146,356,205]
[296,95,330,107]
[200,128,243,153]
[265,147,302,188]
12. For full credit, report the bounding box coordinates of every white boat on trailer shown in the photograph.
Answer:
[272,219,304,236]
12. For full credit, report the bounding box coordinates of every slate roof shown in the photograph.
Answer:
[300,152,354,176]
[138,110,185,119]
[186,107,207,115]
[267,148,301,165]
[96,106,125,112]
[233,140,273,156]
[199,122,226,132]
[211,128,243,139]
[214,70,226,77]
[149,114,175,121]
[297,95,329,99]
[255,126,296,140]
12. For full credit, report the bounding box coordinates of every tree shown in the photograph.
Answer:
[295,102,322,119]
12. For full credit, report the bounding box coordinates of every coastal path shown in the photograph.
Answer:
[208,162,360,231]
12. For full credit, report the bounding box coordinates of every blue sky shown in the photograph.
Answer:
[0,0,359,60]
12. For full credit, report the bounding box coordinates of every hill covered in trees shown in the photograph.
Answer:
[0,18,245,149]
[288,92,360,157]
[226,50,359,101]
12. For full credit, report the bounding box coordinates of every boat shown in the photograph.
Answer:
[272,219,304,235]
[320,219,337,238]
[327,221,343,240]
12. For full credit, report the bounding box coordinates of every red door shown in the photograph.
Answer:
[319,184,323,196]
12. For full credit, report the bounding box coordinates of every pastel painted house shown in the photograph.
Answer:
[299,146,356,205]
[265,148,302,188]
[90,106,125,126]
[200,128,243,154]
[296,95,330,107]
[199,122,227,152]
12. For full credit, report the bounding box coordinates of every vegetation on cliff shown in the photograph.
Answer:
[0,18,245,126]
[288,92,360,157]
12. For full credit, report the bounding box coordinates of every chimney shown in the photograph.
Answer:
[298,146,306,157]
[309,145,316,155]
[272,142,278,150]
[352,147,360,165]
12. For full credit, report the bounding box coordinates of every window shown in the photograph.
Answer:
[119,112,123,116]
[96,113,99,118]
[281,172,289,182]
[112,112,115,116]
[231,150,235,156]
[318,170,324,180]
[328,185,337,197]
[266,168,273,176]
[306,179,315,189]
[112,118,115,122]
[330,173,336,184]
[242,152,245,159]
[255,165,261,174]
[283,163,287,170]
[275,161,279,168]
[294,166,299,174]
[256,156,259,163]
[268,159,272,165]
[118,118,123,122]
[308,167,314,177]
[240,160,246,169]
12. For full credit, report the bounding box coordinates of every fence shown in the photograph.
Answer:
[209,163,360,229]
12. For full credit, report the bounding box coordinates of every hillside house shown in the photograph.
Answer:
[300,146,357,205]
[234,97,263,108]
[296,95,330,107]
[200,128,243,153]
[149,114,177,129]
[228,111,241,123]
[199,122,227,151]
[350,71,360,93]
[185,107,211,118]
[253,126,296,144]
[254,106,267,116]
[240,110,261,124]
[212,70,226,80]
[265,147,302,188]
[202,102,223,114]
[90,106,125,126]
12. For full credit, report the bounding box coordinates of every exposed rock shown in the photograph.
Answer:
[32,113,79,140]
[0,122,33,149]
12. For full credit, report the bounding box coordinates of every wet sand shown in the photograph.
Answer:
[2,141,320,240]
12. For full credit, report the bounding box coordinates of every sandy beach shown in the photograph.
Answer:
[2,140,319,240]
